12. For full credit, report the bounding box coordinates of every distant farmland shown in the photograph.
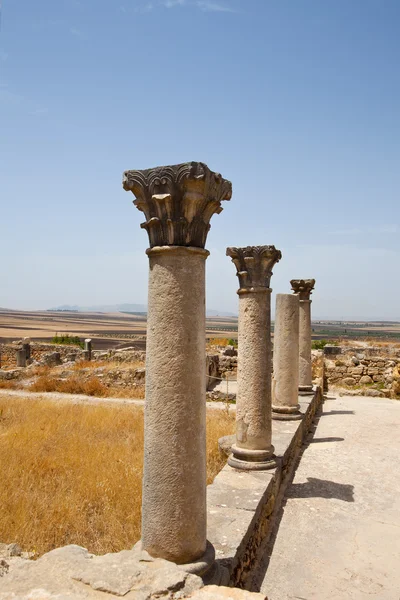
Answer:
[1,309,400,349]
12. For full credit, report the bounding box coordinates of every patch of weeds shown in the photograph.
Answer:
[51,334,84,349]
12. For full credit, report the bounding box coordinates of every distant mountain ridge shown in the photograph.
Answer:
[48,304,237,317]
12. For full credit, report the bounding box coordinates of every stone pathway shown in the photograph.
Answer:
[255,394,400,600]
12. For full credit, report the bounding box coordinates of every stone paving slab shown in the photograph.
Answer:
[256,395,400,600]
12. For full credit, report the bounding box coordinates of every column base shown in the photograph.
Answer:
[272,404,302,421]
[298,385,314,396]
[136,541,228,586]
[178,541,229,585]
[228,444,277,471]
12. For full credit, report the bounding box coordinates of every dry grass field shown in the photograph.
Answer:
[0,397,235,556]
[27,361,146,399]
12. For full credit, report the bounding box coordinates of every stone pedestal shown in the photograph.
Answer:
[123,162,231,571]
[272,294,301,420]
[290,279,315,394]
[226,246,281,470]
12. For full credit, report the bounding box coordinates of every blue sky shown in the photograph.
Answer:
[0,0,399,319]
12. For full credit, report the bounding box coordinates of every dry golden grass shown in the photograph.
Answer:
[29,371,146,399]
[0,398,234,556]
[0,380,18,389]
[208,338,230,347]
[73,360,144,372]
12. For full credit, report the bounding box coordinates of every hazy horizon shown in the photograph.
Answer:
[1,302,399,324]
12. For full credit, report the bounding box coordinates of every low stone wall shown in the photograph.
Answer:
[322,346,400,397]
[0,343,85,369]
[207,387,323,588]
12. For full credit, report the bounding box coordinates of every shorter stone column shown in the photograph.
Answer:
[272,293,301,420]
[290,279,315,394]
[22,338,31,361]
[226,245,281,470]
[16,349,26,368]
[84,339,92,361]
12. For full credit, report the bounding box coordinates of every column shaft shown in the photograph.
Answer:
[299,299,313,390]
[142,246,207,564]
[228,290,274,469]
[272,294,301,420]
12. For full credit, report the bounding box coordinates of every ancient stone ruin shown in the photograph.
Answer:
[1,161,325,599]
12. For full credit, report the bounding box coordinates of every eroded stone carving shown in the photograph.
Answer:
[226,246,282,290]
[123,162,232,248]
[290,279,315,301]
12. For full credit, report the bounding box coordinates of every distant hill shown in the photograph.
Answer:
[48,304,237,317]
[49,303,147,313]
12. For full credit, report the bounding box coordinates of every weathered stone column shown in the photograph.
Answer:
[84,338,92,361]
[16,348,26,368]
[290,279,316,394]
[226,246,281,470]
[22,338,31,361]
[272,294,301,420]
[123,162,231,568]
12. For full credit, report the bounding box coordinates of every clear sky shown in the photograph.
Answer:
[1,0,399,319]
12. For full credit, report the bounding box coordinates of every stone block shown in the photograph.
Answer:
[350,366,365,376]
[360,375,373,385]
[323,345,341,356]
[342,377,357,386]
[367,368,380,376]
[364,389,385,397]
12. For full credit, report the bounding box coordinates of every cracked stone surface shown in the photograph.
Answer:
[0,545,204,599]
[255,395,400,599]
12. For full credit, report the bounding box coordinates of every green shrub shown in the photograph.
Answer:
[51,334,84,349]
[311,339,338,350]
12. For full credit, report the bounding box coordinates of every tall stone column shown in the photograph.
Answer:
[226,246,281,470]
[272,294,302,420]
[123,162,231,569]
[290,279,316,394]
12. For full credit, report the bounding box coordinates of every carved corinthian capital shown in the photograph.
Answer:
[122,162,232,248]
[226,246,282,291]
[290,279,316,301]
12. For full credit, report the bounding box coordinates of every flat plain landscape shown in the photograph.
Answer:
[1,309,400,349]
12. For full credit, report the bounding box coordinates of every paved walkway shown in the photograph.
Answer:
[256,394,400,600]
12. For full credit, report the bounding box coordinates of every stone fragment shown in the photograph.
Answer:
[342,377,356,386]
[218,434,235,458]
[364,389,384,397]
[223,346,237,357]
[0,543,22,558]
[360,375,373,385]
[41,352,62,367]
[350,366,365,375]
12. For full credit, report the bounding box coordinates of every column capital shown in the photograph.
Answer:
[123,162,232,248]
[226,245,282,291]
[290,278,316,301]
